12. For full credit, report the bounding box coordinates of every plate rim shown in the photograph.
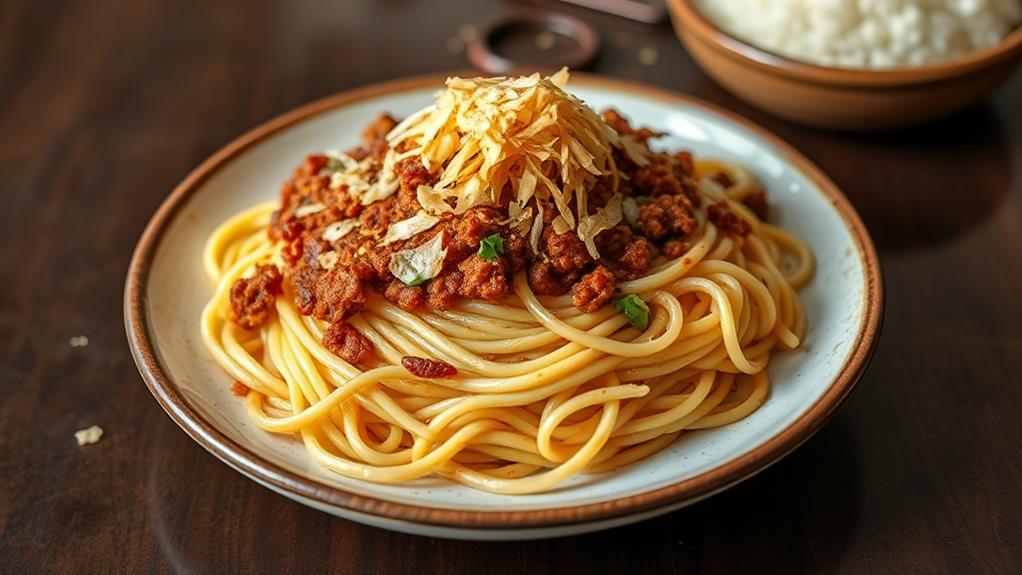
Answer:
[124,72,884,530]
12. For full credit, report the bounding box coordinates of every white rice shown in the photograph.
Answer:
[694,0,1022,68]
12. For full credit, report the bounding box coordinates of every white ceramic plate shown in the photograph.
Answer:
[126,74,882,540]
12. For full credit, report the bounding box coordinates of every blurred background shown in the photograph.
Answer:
[2,0,1021,573]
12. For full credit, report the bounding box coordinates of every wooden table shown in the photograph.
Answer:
[2,0,1020,572]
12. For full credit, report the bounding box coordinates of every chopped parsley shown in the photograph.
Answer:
[322,151,357,174]
[614,294,650,331]
[477,234,505,261]
[325,156,346,172]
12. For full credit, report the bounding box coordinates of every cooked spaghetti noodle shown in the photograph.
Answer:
[200,71,812,494]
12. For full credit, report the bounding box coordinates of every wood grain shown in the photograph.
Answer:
[1,0,1021,572]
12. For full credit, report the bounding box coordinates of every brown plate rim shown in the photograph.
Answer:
[124,72,884,530]
[668,0,1022,88]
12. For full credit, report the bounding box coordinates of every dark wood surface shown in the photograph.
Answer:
[2,0,1021,572]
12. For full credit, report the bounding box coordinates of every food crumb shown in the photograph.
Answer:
[446,36,465,54]
[638,46,659,66]
[69,335,90,348]
[231,381,250,397]
[535,31,555,50]
[74,425,103,446]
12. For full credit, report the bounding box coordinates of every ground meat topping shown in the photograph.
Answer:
[268,111,770,357]
[457,255,510,301]
[635,194,697,242]
[541,227,591,276]
[663,239,689,260]
[708,201,752,237]
[394,156,434,196]
[596,225,654,281]
[502,232,528,273]
[383,279,425,311]
[426,269,464,310]
[673,151,695,175]
[633,154,701,207]
[600,109,660,144]
[361,113,397,159]
[229,264,283,329]
[572,265,617,313]
[323,322,373,365]
[711,170,735,188]
[527,262,569,296]
[313,267,367,323]
[448,207,504,260]
[401,356,458,378]
[742,188,769,220]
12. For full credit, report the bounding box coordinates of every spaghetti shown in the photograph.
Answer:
[200,72,812,495]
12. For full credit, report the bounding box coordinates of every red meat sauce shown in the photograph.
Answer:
[228,110,769,365]
[401,356,458,378]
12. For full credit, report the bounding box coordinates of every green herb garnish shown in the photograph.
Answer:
[614,294,650,331]
[477,234,505,261]
[635,195,651,205]
[325,156,345,172]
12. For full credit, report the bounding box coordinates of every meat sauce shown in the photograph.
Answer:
[229,264,282,329]
[230,110,766,339]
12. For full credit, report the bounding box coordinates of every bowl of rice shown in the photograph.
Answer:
[667,0,1022,130]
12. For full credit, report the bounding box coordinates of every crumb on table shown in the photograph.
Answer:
[74,425,104,446]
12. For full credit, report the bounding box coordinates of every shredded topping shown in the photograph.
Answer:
[322,219,359,242]
[383,210,441,245]
[294,203,326,218]
[386,68,649,258]
[529,202,544,254]
[389,232,447,286]
[622,196,640,228]
[577,194,623,257]
[323,150,400,205]
[504,202,534,236]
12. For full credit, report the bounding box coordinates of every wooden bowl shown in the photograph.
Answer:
[667,0,1022,130]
